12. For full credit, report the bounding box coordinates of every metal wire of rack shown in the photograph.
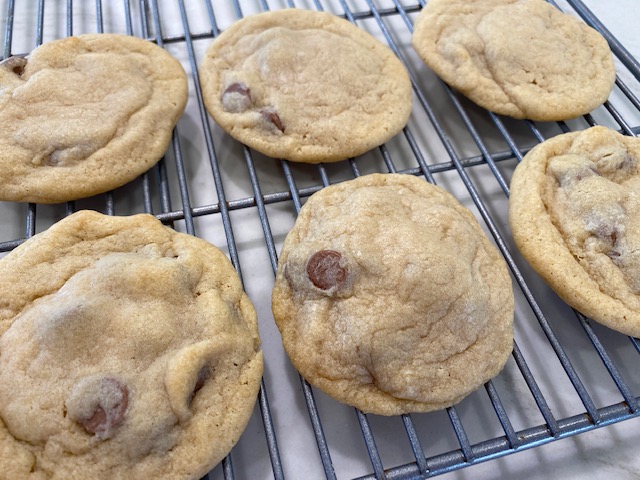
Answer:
[1,0,640,479]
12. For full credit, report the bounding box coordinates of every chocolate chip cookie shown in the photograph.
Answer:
[0,210,263,479]
[0,34,188,203]
[510,126,640,336]
[411,0,616,121]
[200,9,412,163]
[272,174,514,415]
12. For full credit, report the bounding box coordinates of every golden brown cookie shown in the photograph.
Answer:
[411,0,616,121]
[510,126,640,336]
[0,210,263,479]
[0,34,188,203]
[200,9,412,163]
[272,174,514,415]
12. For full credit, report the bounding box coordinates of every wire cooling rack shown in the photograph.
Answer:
[2,1,640,479]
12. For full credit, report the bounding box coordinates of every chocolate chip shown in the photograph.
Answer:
[68,376,129,438]
[191,366,208,402]
[85,377,128,436]
[221,82,252,113]
[225,82,249,96]
[619,154,636,171]
[83,406,109,435]
[591,221,618,243]
[306,250,348,290]
[575,167,600,181]
[605,229,621,259]
[0,56,27,76]
[261,108,285,133]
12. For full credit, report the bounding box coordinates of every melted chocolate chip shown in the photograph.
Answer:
[194,367,208,394]
[592,222,619,245]
[0,56,27,76]
[306,250,348,290]
[77,377,129,437]
[225,82,250,96]
[575,167,601,181]
[606,229,621,259]
[620,154,636,171]
[261,108,285,133]
[186,366,210,407]
[221,82,252,113]
[83,406,109,435]
[608,249,621,259]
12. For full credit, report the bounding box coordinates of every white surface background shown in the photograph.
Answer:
[1,1,640,479]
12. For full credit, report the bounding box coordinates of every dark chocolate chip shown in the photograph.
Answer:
[221,82,252,113]
[194,367,208,395]
[0,56,27,76]
[80,377,129,437]
[261,108,285,133]
[306,250,348,290]
[575,167,600,181]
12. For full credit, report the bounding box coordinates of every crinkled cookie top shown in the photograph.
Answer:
[0,34,187,203]
[272,174,514,415]
[200,9,412,163]
[0,211,263,479]
[411,0,615,120]
[510,126,640,336]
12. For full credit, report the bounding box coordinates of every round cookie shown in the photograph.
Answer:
[0,34,188,203]
[200,9,412,163]
[510,126,640,337]
[272,174,514,415]
[411,0,616,121]
[0,210,263,479]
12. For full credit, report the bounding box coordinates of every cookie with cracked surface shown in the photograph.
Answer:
[411,0,615,121]
[271,174,514,415]
[510,126,640,336]
[0,210,263,479]
[200,9,412,163]
[0,34,188,203]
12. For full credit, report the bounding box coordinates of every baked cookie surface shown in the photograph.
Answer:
[200,9,412,163]
[0,34,188,203]
[0,211,263,479]
[411,0,615,121]
[272,174,514,415]
[510,126,640,337]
